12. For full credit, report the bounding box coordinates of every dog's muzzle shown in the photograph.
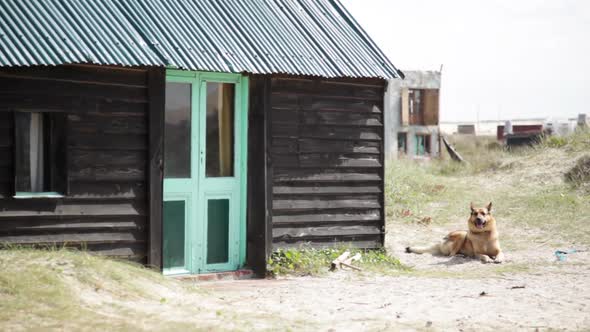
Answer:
[475,218,486,229]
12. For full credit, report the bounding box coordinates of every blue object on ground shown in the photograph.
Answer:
[555,249,578,261]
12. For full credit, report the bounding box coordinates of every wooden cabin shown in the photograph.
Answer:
[0,0,402,275]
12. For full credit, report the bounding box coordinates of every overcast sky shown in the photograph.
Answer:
[342,0,590,122]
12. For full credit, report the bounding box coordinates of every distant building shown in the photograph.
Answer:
[385,70,441,159]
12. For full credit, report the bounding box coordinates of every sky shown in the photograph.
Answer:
[342,0,590,122]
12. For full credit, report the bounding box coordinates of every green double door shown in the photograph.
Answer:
[162,70,248,275]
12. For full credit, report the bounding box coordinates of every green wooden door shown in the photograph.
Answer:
[163,70,248,275]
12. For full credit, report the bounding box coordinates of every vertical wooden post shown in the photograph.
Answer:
[147,68,165,270]
[263,77,273,261]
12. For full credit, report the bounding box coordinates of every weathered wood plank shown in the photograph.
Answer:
[68,166,145,182]
[272,124,382,141]
[302,111,382,127]
[299,154,381,168]
[270,138,298,153]
[273,235,382,249]
[0,65,148,87]
[68,113,147,135]
[300,126,382,140]
[0,216,147,233]
[273,168,382,183]
[270,95,382,113]
[273,185,381,195]
[271,109,299,124]
[0,201,147,217]
[273,224,382,238]
[273,197,381,211]
[273,210,381,225]
[272,153,381,168]
[299,139,380,154]
[83,243,147,257]
[271,78,384,100]
[247,75,271,275]
[147,67,165,270]
[0,77,148,102]
[68,134,147,151]
[69,150,146,169]
[0,230,146,245]
[0,95,147,113]
[68,181,146,200]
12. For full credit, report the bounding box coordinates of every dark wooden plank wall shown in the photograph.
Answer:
[246,76,271,275]
[0,65,155,262]
[268,77,386,249]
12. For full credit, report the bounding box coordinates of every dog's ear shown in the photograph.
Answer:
[486,202,492,212]
[470,202,475,213]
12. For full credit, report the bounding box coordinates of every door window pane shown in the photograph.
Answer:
[163,200,186,269]
[205,82,234,177]
[207,199,230,264]
[165,82,191,178]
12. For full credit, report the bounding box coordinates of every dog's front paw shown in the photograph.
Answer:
[479,255,493,264]
[493,253,504,264]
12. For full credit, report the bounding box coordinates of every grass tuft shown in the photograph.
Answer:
[266,247,408,277]
[565,155,590,192]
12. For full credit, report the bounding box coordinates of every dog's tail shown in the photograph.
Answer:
[405,243,442,255]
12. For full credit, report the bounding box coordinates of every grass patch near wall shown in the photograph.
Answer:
[266,247,408,277]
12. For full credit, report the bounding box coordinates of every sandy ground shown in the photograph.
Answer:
[16,217,586,331]
[196,220,590,331]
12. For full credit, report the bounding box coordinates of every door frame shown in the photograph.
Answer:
[163,69,248,275]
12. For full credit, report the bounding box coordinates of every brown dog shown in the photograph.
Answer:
[405,202,504,263]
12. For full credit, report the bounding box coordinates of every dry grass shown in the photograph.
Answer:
[0,248,218,332]
[386,129,590,247]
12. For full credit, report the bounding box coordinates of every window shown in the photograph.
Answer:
[164,82,192,178]
[14,111,66,197]
[401,88,439,126]
[206,82,235,178]
[415,134,431,156]
[408,89,423,125]
[397,132,407,155]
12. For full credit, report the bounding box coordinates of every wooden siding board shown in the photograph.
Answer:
[268,77,385,249]
[68,113,147,135]
[0,95,147,114]
[0,77,148,102]
[273,185,381,195]
[147,68,164,270]
[0,65,148,87]
[273,209,380,221]
[273,168,382,183]
[273,224,382,238]
[69,134,147,151]
[0,65,150,260]
[246,75,271,275]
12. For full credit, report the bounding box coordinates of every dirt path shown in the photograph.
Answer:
[198,221,590,331]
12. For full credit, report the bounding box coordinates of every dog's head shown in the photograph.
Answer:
[468,202,495,232]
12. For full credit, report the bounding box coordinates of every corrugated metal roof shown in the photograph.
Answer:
[0,0,402,79]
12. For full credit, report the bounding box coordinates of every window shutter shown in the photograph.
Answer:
[423,89,439,125]
[401,87,409,126]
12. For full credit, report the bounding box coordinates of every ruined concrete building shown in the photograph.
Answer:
[385,70,441,159]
